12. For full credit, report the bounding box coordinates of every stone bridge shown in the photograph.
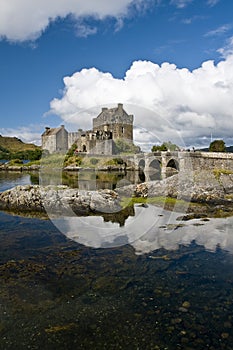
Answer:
[122,151,233,181]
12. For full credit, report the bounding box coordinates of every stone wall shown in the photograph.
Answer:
[68,132,80,149]
[56,128,68,152]
[42,134,56,153]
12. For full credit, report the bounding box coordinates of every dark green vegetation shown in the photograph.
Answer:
[151,141,180,152]
[209,139,226,152]
[0,135,42,161]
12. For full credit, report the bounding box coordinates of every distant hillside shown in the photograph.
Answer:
[0,135,41,160]
[0,135,39,152]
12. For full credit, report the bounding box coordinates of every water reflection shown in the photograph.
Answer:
[52,204,233,254]
[0,171,39,191]
[40,169,143,190]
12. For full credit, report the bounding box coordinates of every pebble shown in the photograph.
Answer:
[221,332,229,339]
[182,301,190,309]
[178,307,188,313]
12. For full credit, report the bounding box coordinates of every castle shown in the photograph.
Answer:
[42,104,134,155]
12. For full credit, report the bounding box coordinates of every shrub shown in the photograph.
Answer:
[209,140,226,152]
[90,158,99,165]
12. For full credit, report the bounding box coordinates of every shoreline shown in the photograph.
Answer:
[1,170,233,219]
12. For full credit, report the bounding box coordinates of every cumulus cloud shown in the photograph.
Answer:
[50,54,233,149]
[0,126,42,145]
[0,0,151,42]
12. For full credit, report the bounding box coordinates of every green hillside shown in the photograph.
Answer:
[0,135,41,160]
[0,135,39,152]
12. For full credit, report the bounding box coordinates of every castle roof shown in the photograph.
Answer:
[42,125,67,136]
[93,103,133,126]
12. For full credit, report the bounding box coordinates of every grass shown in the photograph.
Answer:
[23,160,41,167]
[120,195,191,212]
[213,168,233,181]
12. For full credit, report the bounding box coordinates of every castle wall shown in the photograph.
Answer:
[42,134,57,153]
[55,128,68,152]
[68,132,80,149]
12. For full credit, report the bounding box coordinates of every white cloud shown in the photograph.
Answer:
[75,23,97,38]
[207,0,220,7]
[204,24,232,37]
[182,15,207,25]
[50,54,233,149]
[218,36,233,58]
[0,126,42,145]
[0,0,151,42]
[170,0,193,8]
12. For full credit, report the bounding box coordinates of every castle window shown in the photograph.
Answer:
[122,127,124,134]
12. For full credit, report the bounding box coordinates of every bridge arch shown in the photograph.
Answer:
[138,159,146,182]
[166,158,179,172]
[147,159,161,180]
[148,159,161,172]
[138,159,145,170]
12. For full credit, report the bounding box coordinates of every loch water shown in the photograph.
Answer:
[1,171,233,349]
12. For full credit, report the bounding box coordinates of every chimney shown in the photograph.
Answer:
[118,103,123,109]
[102,107,108,112]
[61,124,65,128]
[45,127,50,130]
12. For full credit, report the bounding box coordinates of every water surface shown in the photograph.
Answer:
[1,172,233,349]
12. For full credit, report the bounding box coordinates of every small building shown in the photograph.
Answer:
[42,125,68,153]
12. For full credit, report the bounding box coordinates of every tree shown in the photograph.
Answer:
[209,139,226,152]
[151,143,167,152]
[151,141,179,152]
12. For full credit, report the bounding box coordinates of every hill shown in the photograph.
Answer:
[0,135,41,160]
[0,135,39,152]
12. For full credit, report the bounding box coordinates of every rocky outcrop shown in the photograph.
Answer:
[117,170,233,204]
[0,185,121,215]
[1,171,233,216]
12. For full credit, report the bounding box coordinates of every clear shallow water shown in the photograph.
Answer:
[1,173,233,349]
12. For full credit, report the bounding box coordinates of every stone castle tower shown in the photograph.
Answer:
[93,103,133,141]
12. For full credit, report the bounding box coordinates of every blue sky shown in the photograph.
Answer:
[1,0,233,149]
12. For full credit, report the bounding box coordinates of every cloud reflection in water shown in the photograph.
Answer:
[52,204,233,254]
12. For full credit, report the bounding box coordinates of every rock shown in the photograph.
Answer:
[182,301,190,309]
[0,185,121,215]
[116,170,233,205]
[178,307,189,313]
[221,332,229,339]
[134,183,148,197]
